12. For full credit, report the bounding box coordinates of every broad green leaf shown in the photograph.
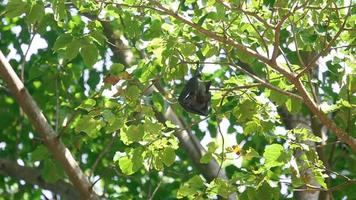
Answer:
[131,147,144,172]
[177,175,205,198]
[207,141,219,153]
[118,148,144,175]
[75,115,103,138]
[53,34,73,51]
[102,110,116,124]
[185,0,197,4]
[263,144,284,168]
[152,92,164,112]
[65,39,81,61]
[78,99,96,111]
[200,152,213,164]
[208,178,236,198]
[42,159,64,183]
[6,0,28,18]
[27,2,45,24]
[102,110,123,133]
[28,64,49,80]
[126,85,141,100]
[202,44,218,58]
[179,43,196,57]
[237,50,255,64]
[153,155,164,170]
[118,156,133,175]
[106,118,123,133]
[144,119,163,135]
[244,120,262,135]
[244,147,259,160]
[110,63,125,75]
[290,128,322,142]
[161,147,176,166]
[80,43,99,67]
[120,125,144,145]
[143,19,162,40]
[52,0,67,21]
[32,145,49,161]
[314,171,327,189]
[285,97,302,113]
[267,89,288,106]
[90,31,107,46]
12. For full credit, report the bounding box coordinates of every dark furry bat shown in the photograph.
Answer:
[178,71,211,116]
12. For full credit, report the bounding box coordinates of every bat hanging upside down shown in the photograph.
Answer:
[178,73,211,116]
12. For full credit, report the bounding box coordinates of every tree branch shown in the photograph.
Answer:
[0,51,99,200]
[0,159,80,200]
[292,79,356,150]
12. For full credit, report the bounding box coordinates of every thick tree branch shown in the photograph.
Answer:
[0,159,80,200]
[291,79,356,150]
[0,51,99,200]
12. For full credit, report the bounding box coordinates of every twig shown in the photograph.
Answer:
[216,120,225,179]
[148,180,162,200]
[20,29,36,82]
[210,83,262,91]
[224,50,303,101]
[89,132,117,177]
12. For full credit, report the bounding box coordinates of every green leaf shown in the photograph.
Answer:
[27,2,45,24]
[42,159,64,183]
[263,144,284,168]
[144,119,163,135]
[202,43,218,58]
[126,85,141,100]
[106,118,123,133]
[78,99,96,111]
[52,0,67,21]
[267,89,288,106]
[28,64,49,80]
[32,145,49,161]
[53,34,73,51]
[102,110,123,133]
[207,142,219,153]
[75,115,103,138]
[177,175,205,198]
[118,147,144,175]
[80,43,99,67]
[185,0,197,4]
[179,43,196,57]
[102,110,116,124]
[244,147,259,160]
[161,147,176,166]
[244,120,262,135]
[121,125,144,145]
[118,156,133,175]
[200,152,213,164]
[237,50,255,64]
[314,171,327,189]
[290,128,322,142]
[65,39,81,61]
[6,0,28,18]
[90,31,107,46]
[285,97,301,113]
[110,63,125,75]
[208,178,236,198]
